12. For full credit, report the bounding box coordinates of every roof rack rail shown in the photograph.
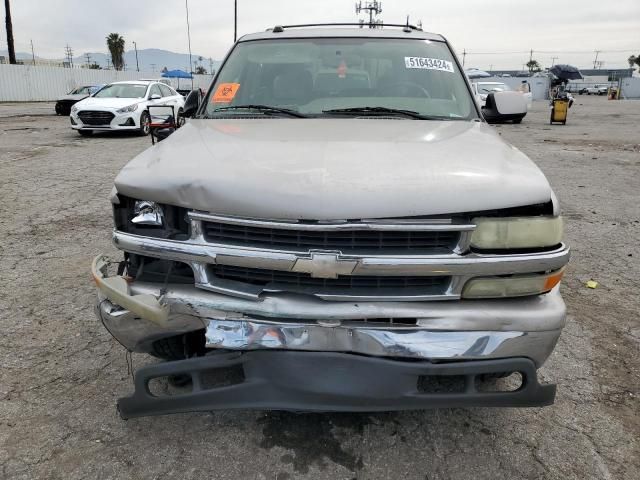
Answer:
[269,23,423,33]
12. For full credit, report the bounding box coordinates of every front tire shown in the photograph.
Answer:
[138,111,150,136]
[177,107,185,127]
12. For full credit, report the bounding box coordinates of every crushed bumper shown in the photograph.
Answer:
[117,352,556,419]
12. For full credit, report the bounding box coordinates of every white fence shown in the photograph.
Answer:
[0,64,214,102]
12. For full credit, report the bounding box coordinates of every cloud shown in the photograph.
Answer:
[4,0,639,69]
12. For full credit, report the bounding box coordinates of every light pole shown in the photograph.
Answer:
[185,0,194,89]
[133,41,139,71]
[234,0,237,42]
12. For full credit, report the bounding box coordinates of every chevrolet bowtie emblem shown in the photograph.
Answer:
[292,252,358,279]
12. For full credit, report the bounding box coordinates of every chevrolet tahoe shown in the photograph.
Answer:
[92,24,570,418]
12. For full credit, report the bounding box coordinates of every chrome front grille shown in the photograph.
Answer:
[202,220,459,253]
[209,264,450,298]
[78,110,115,125]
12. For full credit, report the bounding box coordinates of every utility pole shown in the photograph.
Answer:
[209,57,214,75]
[30,39,36,65]
[185,0,194,88]
[150,63,156,73]
[593,50,600,69]
[462,49,466,67]
[84,52,91,67]
[551,56,558,67]
[355,1,383,28]
[133,41,139,71]
[489,64,493,72]
[529,49,533,62]
[4,0,16,64]
[64,44,74,68]
[234,0,237,42]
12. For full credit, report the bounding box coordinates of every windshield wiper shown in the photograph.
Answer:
[212,104,307,118]
[322,107,444,120]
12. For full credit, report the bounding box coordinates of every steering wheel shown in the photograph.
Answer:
[378,81,431,98]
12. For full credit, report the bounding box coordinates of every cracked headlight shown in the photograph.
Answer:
[131,201,164,226]
[117,103,139,114]
[470,216,563,250]
[462,269,565,299]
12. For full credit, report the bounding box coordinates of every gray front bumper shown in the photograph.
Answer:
[117,352,556,419]
[96,282,566,367]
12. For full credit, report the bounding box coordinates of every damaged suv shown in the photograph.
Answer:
[92,24,570,419]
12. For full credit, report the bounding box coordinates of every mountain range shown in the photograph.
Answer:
[0,48,221,74]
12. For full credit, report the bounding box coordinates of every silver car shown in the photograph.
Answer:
[92,24,570,418]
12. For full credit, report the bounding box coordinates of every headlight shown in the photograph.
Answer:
[462,269,565,299]
[131,200,164,226]
[117,104,139,113]
[470,216,563,250]
[71,105,79,114]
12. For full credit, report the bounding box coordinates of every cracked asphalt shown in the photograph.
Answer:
[0,97,638,479]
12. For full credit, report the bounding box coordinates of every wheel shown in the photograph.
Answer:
[78,129,93,136]
[177,107,185,127]
[138,111,150,136]
[149,330,206,361]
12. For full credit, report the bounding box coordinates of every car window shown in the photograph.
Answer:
[204,37,477,120]
[149,84,163,98]
[477,83,510,93]
[94,84,148,98]
[159,84,173,97]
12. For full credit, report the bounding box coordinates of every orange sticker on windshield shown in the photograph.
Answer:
[212,83,240,103]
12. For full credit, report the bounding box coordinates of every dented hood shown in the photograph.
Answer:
[114,119,552,220]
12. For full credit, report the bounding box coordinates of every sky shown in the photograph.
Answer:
[3,0,639,70]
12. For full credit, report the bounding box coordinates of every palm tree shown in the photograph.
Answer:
[106,33,125,70]
[4,0,16,64]
[628,55,640,72]
[526,59,542,74]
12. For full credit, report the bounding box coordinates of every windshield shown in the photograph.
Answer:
[477,83,511,93]
[94,84,148,99]
[203,38,477,120]
[70,86,91,95]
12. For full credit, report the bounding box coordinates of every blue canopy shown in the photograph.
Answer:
[161,69,193,79]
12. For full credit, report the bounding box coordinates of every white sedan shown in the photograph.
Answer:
[473,81,533,109]
[70,80,185,136]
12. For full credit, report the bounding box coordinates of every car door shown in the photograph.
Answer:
[148,84,164,105]
[163,84,185,109]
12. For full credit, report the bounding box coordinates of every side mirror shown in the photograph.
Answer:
[182,90,201,118]
[482,91,528,124]
[149,93,161,101]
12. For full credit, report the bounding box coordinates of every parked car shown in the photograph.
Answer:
[92,24,570,418]
[70,80,185,136]
[54,84,103,115]
[579,84,608,95]
[472,81,532,112]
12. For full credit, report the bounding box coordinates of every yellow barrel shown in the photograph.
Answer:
[550,99,568,125]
